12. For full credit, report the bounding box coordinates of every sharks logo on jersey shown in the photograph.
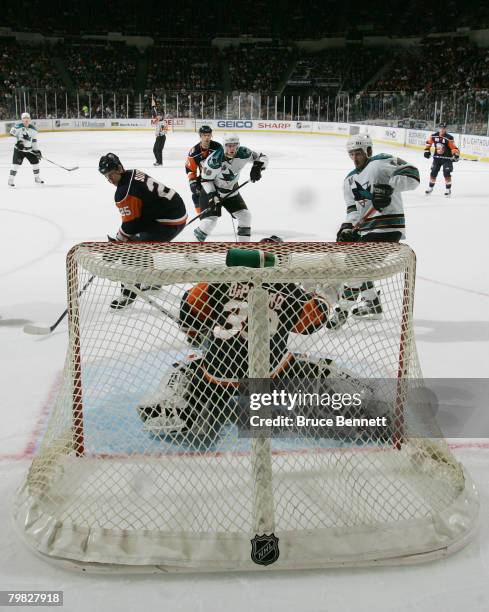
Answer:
[343,154,420,239]
[351,179,372,202]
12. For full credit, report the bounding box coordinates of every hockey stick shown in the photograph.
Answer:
[23,275,95,335]
[124,283,180,323]
[185,180,250,228]
[43,157,79,172]
[353,205,376,231]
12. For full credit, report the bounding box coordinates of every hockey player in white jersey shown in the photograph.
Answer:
[336,133,419,318]
[193,133,268,242]
[8,112,43,186]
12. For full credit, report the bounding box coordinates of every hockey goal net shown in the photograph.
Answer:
[14,241,478,572]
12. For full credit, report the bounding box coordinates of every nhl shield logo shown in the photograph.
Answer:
[250,533,280,566]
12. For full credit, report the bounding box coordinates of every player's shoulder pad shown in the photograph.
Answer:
[210,140,222,151]
[446,133,455,139]
[28,124,37,130]
[207,148,224,168]
[188,145,198,156]
[236,146,252,159]
[369,153,392,162]
[14,122,22,128]
[345,168,359,179]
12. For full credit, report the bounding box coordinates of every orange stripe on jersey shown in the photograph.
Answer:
[185,154,199,181]
[187,282,212,319]
[156,213,188,226]
[116,195,143,222]
[293,299,327,334]
[448,139,460,155]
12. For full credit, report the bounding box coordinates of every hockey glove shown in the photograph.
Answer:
[452,154,460,162]
[200,192,221,219]
[336,223,359,242]
[16,142,24,151]
[372,184,394,211]
[250,160,264,183]
[34,150,42,160]
[423,150,431,159]
[116,228,132,242]
[190,180,201,196]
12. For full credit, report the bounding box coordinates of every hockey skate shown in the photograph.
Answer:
[8,177,14,187]
[35,176,44,184]
[444,189,451,197]
[153,162,162,167]
[351,291,383,320]
[110,292,136,310]
[325,305,349,330]
[425,187,433,195]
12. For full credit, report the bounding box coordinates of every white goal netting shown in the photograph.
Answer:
[14,241,478,572]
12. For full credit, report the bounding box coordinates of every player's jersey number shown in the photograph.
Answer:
[134,172,175,200]
[213,299,280,341]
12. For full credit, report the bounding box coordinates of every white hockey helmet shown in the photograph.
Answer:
[224,133,240,146]
[21,112,31,120]
[346,133,372,155]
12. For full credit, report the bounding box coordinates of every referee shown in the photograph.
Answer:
[151,105,168,167]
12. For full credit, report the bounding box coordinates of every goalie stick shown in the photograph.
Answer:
[23,276,95,335]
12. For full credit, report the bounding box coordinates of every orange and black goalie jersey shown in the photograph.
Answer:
[185,141,222,184]
[424,132,460,159]
[178,281,331,383]
[114,169,187,238]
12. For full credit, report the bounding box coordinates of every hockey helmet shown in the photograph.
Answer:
[346,133,372,155]
[21,112,31,120]
[199,125,212,135]
[259,235,284,244]
[99,152,123,175]
[224,133,240,146]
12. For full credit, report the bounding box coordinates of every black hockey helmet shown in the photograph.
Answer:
[438,122,447,128]
[99,152,122,175]
[199,125,212,135]
[260,235,284,244]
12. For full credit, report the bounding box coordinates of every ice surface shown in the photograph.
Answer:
[1,130,488,611]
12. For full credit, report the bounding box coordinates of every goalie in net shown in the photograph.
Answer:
[137,237,384,442]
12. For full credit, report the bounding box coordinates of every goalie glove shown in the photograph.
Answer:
[336,223,359,242]
[250,160,264,183]
[372,183,394,211]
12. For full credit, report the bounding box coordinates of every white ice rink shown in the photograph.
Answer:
[0,129,488,611]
